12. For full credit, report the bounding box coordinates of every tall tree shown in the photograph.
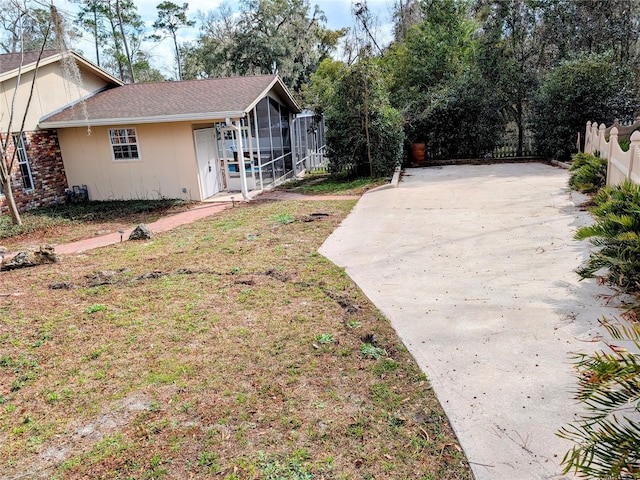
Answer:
[75,0,142,82]
[183,0,343,94]
[75,0,106,66]
[151,1,194,80]
[232,0,333,91]
[476,0,545,156]
[350,2,383,57]
[181,3,237,79]
[540,0,640,66]
[114,0,136,82]
[474,0,640,157]
[385,0,477,146]
[315,55,404,178]
[0,0,58,53]
[392,0,423,42]
[131,50,166,82]
[387,0,475,101]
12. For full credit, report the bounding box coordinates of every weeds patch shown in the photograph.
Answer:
[270,212,295,225]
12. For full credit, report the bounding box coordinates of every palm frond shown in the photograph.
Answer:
[560,318,640,479]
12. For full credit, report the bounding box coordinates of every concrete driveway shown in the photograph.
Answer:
[319,163,618,480]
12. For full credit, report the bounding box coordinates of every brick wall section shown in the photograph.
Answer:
[0,130,68,213]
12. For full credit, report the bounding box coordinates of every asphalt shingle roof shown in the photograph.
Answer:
[0,50,60,74]
[41,74,298,126]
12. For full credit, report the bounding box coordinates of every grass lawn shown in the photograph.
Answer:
[276,174,389,196]
[0,186,471,478]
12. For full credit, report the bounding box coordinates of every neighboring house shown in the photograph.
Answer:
[0,50,122,212]
[40,73,302,202]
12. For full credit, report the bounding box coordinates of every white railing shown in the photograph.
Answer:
[254,152,291,190]
[585,120,640,185]
[293,145,327,175]
[307,145,327,172]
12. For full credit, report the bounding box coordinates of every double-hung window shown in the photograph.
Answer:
[13,133,34,191]
[109,128,140,161]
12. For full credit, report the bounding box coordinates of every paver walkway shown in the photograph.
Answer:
[320,163,618,480]
[55,202,231,254]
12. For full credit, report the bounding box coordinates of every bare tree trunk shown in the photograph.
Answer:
[0,174,21,225]
[93,7,100,67]
[172,32,182,80]
[115,0,135,83]
[363,68,373,177]
[516,101,524,157]
[0,138,22,225]
[106,9,125,81]
[0,21,51,226]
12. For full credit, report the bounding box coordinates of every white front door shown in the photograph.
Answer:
[194,128,221,199]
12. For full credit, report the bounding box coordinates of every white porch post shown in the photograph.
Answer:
[252,106,264,190]
[234,119,251,201]
[291,115,300,176]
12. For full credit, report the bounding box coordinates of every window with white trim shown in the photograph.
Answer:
[13,133,34,190]
[109,128,140,161]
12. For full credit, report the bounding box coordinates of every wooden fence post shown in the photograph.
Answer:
[606,126,617,185]
[585,121,592,154]
[598,123,607,155]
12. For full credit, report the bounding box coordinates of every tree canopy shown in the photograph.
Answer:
[377,0,640,161]
[181,0,344,95]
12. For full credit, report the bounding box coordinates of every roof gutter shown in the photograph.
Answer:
[39,110,247,129]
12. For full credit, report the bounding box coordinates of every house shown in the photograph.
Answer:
[0,50,122,211]
[40,74,303,202]
[1,50,326,213]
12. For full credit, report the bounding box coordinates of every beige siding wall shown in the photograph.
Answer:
[57,122,202,201]
[0,62,110,131]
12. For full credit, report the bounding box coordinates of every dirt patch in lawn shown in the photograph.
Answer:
[0,200,471,479]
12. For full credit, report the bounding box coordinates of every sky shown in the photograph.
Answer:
[55,0,396,79]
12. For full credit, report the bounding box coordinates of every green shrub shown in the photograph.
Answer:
[590,180,640,219]
[576,181,640,293]
[531,53,639,160]
[568,153,608,193]
[566,182,640,475]
[324,59,404,178]
[408,69,506,160]
[619,137,631,152]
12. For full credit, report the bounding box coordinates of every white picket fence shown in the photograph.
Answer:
[584,119,640,185]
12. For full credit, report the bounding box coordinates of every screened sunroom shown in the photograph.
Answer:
[212,99,326,199]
